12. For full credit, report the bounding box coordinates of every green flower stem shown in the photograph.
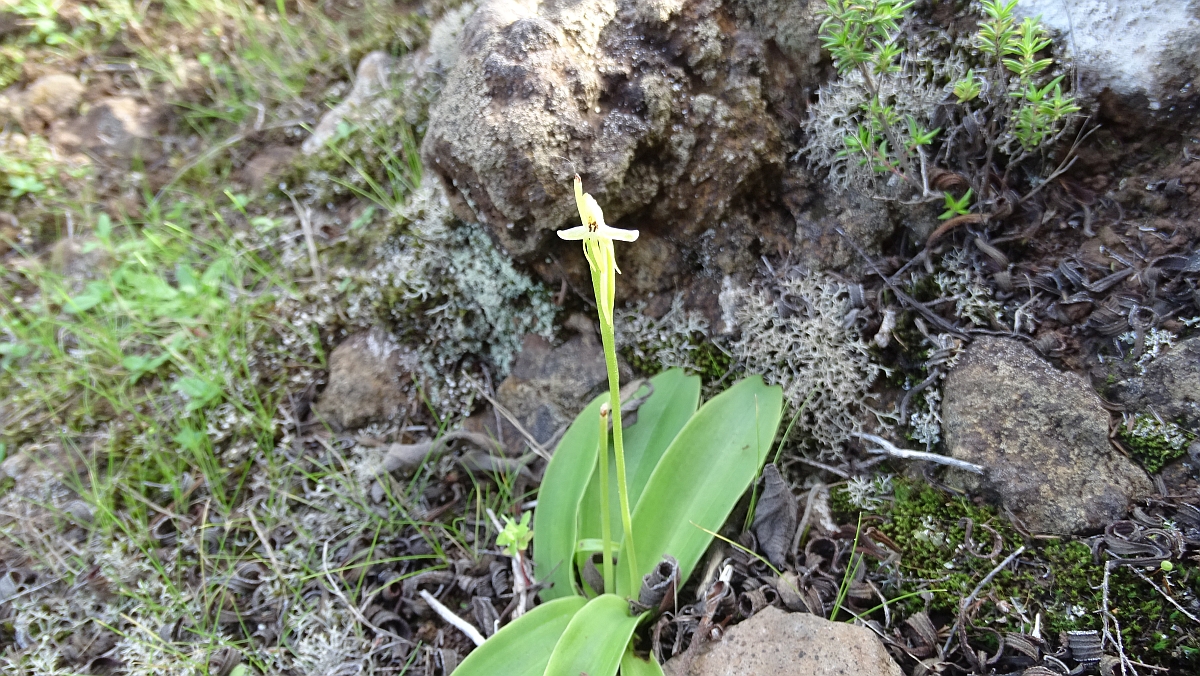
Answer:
[597,403,615,593]
[599,318,639,589]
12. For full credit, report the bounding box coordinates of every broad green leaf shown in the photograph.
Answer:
[578,369,700,547]
[543,594,641,676]
[535,394,606,600]
[616,375,783,596]
[173,376,222,410]
[454,596,586,676]
[64,282,107,313]
[620,649,665,676]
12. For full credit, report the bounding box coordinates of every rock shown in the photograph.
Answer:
[942,337,1152,535]
[664,606,904,676]
[422,0,864,305]
[483,324,615,454]
[1015,0,1200,123]
[302,51,402,155]
[314,329,417,430]
[51,97,165,165]
[240,145,297,192]
[23,73,84,124]
[48,236,113,288]
[1113,335,1200,432]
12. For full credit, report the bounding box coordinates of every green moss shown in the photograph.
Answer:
[621,337,733,385]
[1118,415,1194,473]
[830,478,1199,670]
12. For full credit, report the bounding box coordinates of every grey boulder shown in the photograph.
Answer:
[942,337,1152,535]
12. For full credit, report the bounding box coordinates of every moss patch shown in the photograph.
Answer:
[1118,414,1194,473]
[831,477,1200,670]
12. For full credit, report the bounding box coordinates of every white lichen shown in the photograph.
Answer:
[933,248,1004,329]
[1116,327,1175,374]
[844,474,893,510]
[616,295,715,375]
[726,269,891,456]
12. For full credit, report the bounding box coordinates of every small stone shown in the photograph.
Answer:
[24,73,84,123]
[302,51,400,155]
[240,145,297,192]
[52,97,165,166]
[942,337,1152,535]
[664,606,904,676]
[483,330,615,454]
[1114,335,1200,432]
[313,329,417,430]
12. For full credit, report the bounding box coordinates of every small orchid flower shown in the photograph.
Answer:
[557,174,642,589]
[557,175,639,325]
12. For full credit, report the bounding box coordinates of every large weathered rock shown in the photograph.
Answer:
[314,329,417,430]
[1113,335,1200,433]
[664,606,904,676]
[422,0,888,305]
[942,337,1152,535]
[1016,0,1199,119]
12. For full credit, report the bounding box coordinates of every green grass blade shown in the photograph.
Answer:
[578,369,700,546]
[620,648,665,676]
[453,596,587,676]
[543,594,642,676]
[534,394,606,600]
[616,375,783,596]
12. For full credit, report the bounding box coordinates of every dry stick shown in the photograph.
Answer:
[835,227,970,340]
[1130,567,1200,625]
[285,190,323,285]
[419,590,486,646]
[473,386,551,461]
[854,433,984,474]
[942,545,1026,656]
[898,368,941,425]
[1102,561,1140,676]
[321,540,409,644]
[790,483,826,564]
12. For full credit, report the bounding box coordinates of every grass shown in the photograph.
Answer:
[0,0,533,672]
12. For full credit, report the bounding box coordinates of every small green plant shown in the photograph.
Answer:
[804,0,1081,220]
[939,187,973,220]
[496,512,533,557]
[453,179,783,676]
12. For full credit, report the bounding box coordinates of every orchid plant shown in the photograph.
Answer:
[452,178,783,676]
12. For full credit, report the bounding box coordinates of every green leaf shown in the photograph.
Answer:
[578,369,701,548]
[64,282,107,313]
[453,596,586,676]
[621,649,665,676]
[543,595,642,676]
[534,394,606,600]
[616,376,783,596]
[173,376,222,410]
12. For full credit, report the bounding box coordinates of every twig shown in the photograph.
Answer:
[943,545,1026,656]
[1131,567,1200,624]
[322,540,406,642]
[790,483,826,563]
[926,213,989,247]
[419,589,486,646]
[1102,560,1140,676]
[792,456,851,478]
[899,368,941,426]
[836,228,969,340]
[472,385,551,461]
[285,190,323,285]
[854,433,984,474]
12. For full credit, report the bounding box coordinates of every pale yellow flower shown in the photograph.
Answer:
[558,175,639,325]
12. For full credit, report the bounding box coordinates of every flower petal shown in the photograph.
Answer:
[557,225,592,241]
[599,224,639,242]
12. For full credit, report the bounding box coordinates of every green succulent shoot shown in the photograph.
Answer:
[497,512,533,557]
